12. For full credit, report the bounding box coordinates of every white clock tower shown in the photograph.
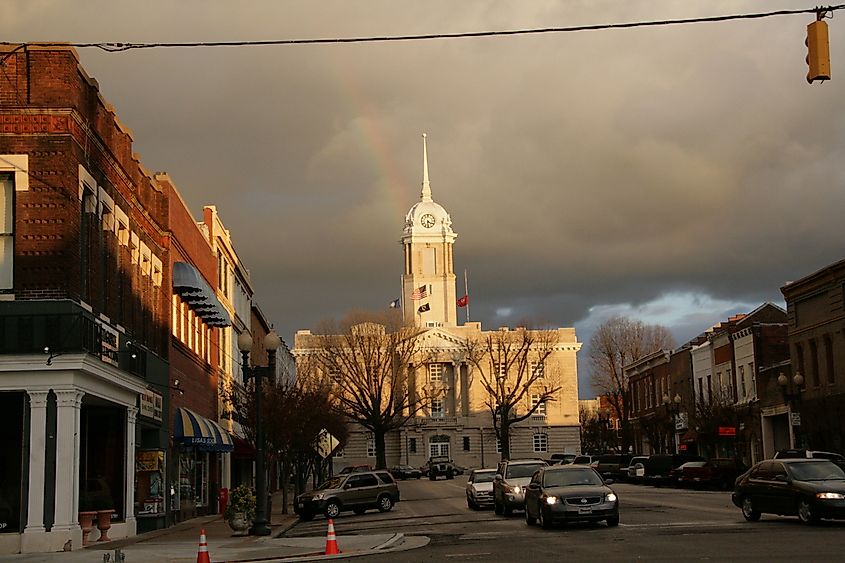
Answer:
[400,134,458,327]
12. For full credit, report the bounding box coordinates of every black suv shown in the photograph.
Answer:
[643,454,704,486]
[426,457,457,480]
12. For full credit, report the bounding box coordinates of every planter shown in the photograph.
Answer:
[78,511,98,546]
[96,509,114,542]
[227,512,251,536]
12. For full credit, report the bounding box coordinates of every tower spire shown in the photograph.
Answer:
[421,133,432,202]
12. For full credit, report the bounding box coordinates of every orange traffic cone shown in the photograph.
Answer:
[197,528,211,563]
[324,518,341,555]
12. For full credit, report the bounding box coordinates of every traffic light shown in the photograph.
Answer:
[806,19,831,84]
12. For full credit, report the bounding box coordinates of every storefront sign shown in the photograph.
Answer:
[675,412,688,431]
[790,412,802,426]
[718,426,737,437]
[140,389,163,421]
[97,321,120,366]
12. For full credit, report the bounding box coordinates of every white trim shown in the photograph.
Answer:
[1,154,29,191]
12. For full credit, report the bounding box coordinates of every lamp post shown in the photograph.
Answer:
[237,329,281,537]
[777,371,804,448]
[662,393,682,454]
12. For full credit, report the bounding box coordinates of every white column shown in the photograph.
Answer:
[52,390,84,532]
[124,406,138,531]
[23,391,49,535]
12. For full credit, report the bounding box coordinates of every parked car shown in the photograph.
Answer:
[732,459,845,524]
[594,454,634,481]
[626,456,650,483]
[390,465,422,480]
[524,465,619,528]
[493,459,548,516]
[775,449,845,469]
[466,468,497,510]
[676,458,748,490]
[643,454,705,486]
[338,464,373,475]
[549,453,577,465]
[572,455,597,466]
[295,470,400,520]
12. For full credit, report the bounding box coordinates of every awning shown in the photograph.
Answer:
[232,435,256,460]
[172,262,231,327]
[173,408,234,452]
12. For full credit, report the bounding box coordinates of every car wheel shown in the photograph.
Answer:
[430,475,436,481]
[324,500,341,519]
[538,506,551,529]
[447,472,454,480]
[798,499,819,525]
[525,504,536,526]
[377,494,394,513]
[494,498,503,515]
[741,497,761,522]
[606,515,619,527]
[299,511,314,521]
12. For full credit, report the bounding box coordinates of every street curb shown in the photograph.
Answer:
[220,533,429,563]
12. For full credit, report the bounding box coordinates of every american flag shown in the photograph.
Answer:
[411,285,428,300]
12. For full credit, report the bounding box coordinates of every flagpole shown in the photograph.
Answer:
[464,269,470,323]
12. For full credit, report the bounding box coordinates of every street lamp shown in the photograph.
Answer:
[778,371,804,448]
[237,329,281,536]
[663,393,682,453]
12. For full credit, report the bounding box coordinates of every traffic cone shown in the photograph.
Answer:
[197,528,211,563]
[324,519,341,555]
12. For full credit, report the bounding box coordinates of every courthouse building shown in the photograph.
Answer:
[295,136,582,470]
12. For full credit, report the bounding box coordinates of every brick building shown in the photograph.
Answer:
[0,45,170,553]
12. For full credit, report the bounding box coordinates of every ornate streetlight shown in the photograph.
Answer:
[237,329,281,536]
[663,393,682,453]
[778,371,804,448]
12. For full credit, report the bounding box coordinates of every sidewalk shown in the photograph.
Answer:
[3,492,429,562]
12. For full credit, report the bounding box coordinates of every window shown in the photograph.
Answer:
[463,436,470,451]
[531,394,546,417]
[151,255,163,287]
[130,232,140,265]
[496,439,502,453]
[0,174,13,290]
[825,336,835,385]
[530,361,545,379]
[366,435,376,457]
[171,295,179,337]
[334,448,344,458]
[429,363,443,382]
[533,433,548,453]
[739,365,746,400]
[429,441,449,458]
[430,398,444,418]
[115,206,129,246]
[494,362,507,379]
[409,438,417,453]
[810,340,819,387]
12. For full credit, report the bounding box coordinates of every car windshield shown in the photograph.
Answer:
[544,468,604,487]
[506,463,546,479]
[788,461,845,481]
[317,477,345,490]
[472,471,496,483]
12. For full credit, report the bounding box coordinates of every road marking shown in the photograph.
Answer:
[445,553,493,558]
[619,521,735,528]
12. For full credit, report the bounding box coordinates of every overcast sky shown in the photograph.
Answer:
[6,1,844,397]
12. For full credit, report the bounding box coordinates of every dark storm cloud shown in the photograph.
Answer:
[6,1,844,394]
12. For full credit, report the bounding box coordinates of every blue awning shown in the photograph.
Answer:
[172,262,231,328]
[173,408,233,452]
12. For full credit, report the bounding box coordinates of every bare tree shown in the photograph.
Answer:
[295,310,430,469]
[588,316,675,453]
[461,327,561,461]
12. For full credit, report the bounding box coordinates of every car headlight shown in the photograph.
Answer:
[545,496,558,505]
[512,485,522,494]
[816,492,845,500]
[312,493,325,501]
[606,492,617,502]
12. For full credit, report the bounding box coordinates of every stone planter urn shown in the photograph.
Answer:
[78,511,98,546]
[227,512,251,537]
[96,509,114,542]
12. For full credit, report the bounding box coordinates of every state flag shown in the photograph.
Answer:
[417,303,431,314]
[457,295,469,307]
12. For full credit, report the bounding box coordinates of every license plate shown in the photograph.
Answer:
[578,507,592,515]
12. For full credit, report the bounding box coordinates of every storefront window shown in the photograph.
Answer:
[134,450,165,517]
[175,450,209,511]
[0,392,24,533]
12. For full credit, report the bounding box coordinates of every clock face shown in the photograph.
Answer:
[421,214,436,228]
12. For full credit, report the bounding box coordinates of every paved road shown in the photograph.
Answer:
[284,476,845,562]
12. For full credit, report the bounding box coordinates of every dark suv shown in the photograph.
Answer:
[295,470,400,520]
[643,454,704,486]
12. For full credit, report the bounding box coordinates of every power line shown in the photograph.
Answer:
[1,5,843,53]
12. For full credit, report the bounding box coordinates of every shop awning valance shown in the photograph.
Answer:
[172,262,231,327]
[174,408,234,452]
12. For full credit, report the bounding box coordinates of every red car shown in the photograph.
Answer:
[677,458,748,490]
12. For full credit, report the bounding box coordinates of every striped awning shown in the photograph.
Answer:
[173,408,233,452]
[172,262,231,328]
